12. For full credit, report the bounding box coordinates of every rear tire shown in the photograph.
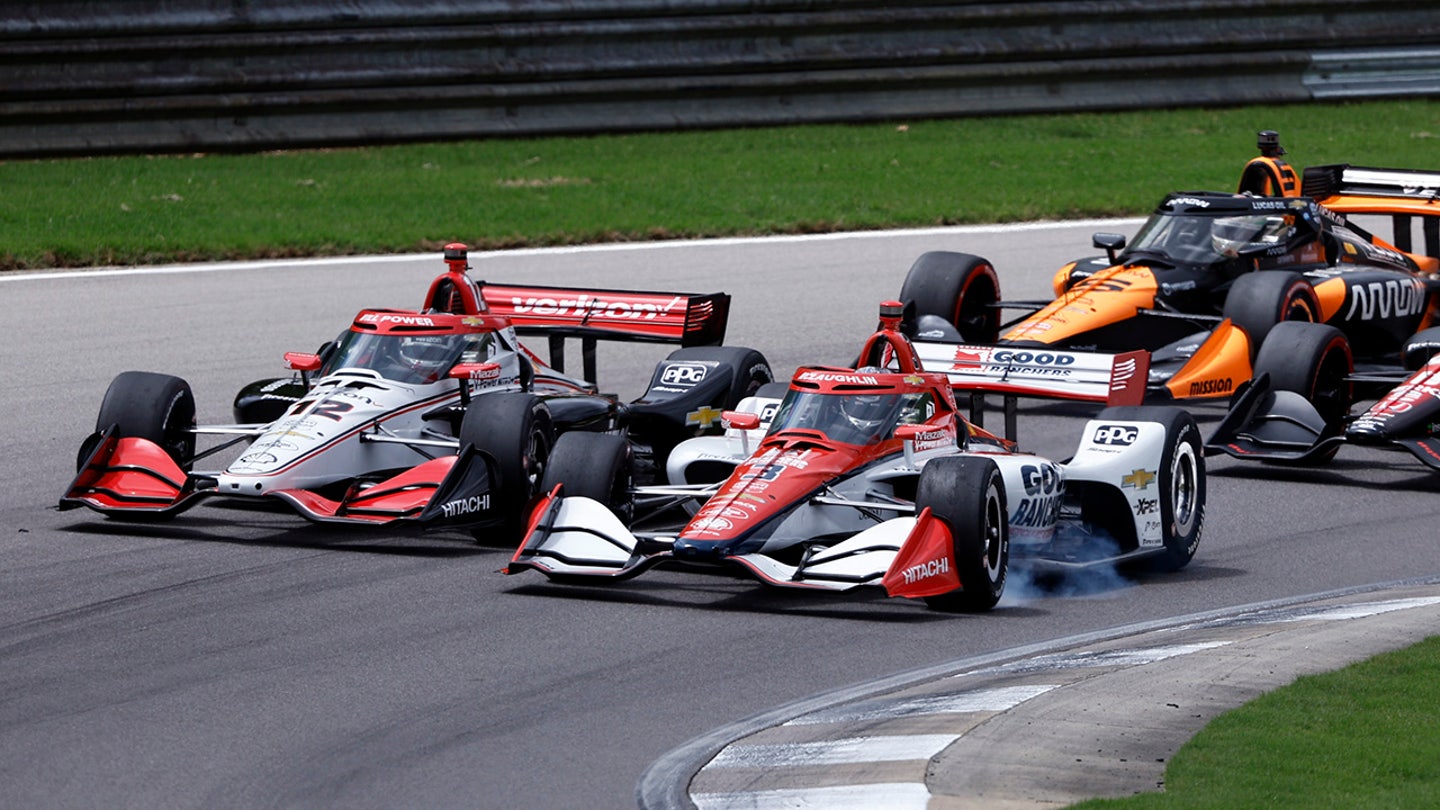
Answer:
[915,457,1008,612]
[540,432,633,525]
[460,393,553,541]
[1097,406,1204,572]
[899,252,1001,344]
[82,371,196,472]
[1222,272,1320,359]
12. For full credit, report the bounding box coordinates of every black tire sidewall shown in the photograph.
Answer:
[540,432,633,522]
[915,456,1008,611]
[460,393,553,522]
[94,371,197,470]
[899,252,1001,344]
[1222,271,1321,357]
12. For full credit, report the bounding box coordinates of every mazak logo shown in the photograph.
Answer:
[440,494,490,518]
[661,362,709,386]
[510,295,683,320]
[1345,279,1426,321]
[1188,378,1234,396]
[899,557,949,585]
[1093,424,1139,446]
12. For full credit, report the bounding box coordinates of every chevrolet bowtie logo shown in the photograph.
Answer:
[686,405,724,429]
[1122,468,1156,490]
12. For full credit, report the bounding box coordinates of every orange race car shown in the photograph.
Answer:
[899,131,1440,403]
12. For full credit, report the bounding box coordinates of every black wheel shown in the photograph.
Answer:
[1253,321,1352,462]
[459,393,553,540]
[662,345,774,407]
[915,456,1008,612]
[539,432,633,524]
[1222,271,1321,359]
[81,371,196,472]
[899,252,1001,343]
[1402,326,1440,371]
[1097,406,1205,572]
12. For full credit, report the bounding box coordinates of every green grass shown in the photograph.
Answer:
[1072,635,1440,809]
[3,99,1438,269]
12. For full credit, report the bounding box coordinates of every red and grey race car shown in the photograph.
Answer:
[60,244,772,540]
[899,131,1440,403]
[506,302,1204,612]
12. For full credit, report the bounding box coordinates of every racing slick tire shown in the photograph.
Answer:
[1402,326,1440,371]
[914,456,1008,612]
[80,371,197,472]
[662,345,774,408]
[1222,271,1321,360]
[899,252,1001,344]
[1253,321,1352,463]
[1096,405,1205,572]
[540,431,634,525]
[460,393,554,542]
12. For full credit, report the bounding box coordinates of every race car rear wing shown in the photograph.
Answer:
[913,341,1149,439]
[481,283,730,379]
[1304,164,1440,259]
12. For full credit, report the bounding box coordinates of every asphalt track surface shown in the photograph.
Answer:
[6,222,1440,809]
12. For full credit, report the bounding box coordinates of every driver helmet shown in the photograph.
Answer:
[1212,214,1289,258]
[394,335,453,382]
[839,369,892,434]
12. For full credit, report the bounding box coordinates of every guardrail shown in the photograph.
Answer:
[2,1,1437,158]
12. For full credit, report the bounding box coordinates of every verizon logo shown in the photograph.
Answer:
[509,295,682,320]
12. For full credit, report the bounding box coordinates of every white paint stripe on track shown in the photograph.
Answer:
[1256,596,1440,623]
[705,734,958,769]
[785,684,1059,725]
[966,640,1232,676]
[692,782,932,809]
[0,218,1145,283]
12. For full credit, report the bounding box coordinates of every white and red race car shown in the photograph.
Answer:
[507,302,1205,611]
[60,244,772,540]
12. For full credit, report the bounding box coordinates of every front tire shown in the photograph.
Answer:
[82,371,197,472]
[460,393,554,541]
[1098,406,1205,572]
[915,456,1008,612]
[540,432,633,525]
[899,252,1002,344]
[1253,321,1352,463]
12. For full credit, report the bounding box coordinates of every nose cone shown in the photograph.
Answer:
[672,537,730,562]
[1345,418,1391,445]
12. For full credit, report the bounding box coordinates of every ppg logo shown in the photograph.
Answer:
[1093,424,1139,446]
[661,362,709,386]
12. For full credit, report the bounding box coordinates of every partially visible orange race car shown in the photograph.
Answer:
[899,131,1440,403]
